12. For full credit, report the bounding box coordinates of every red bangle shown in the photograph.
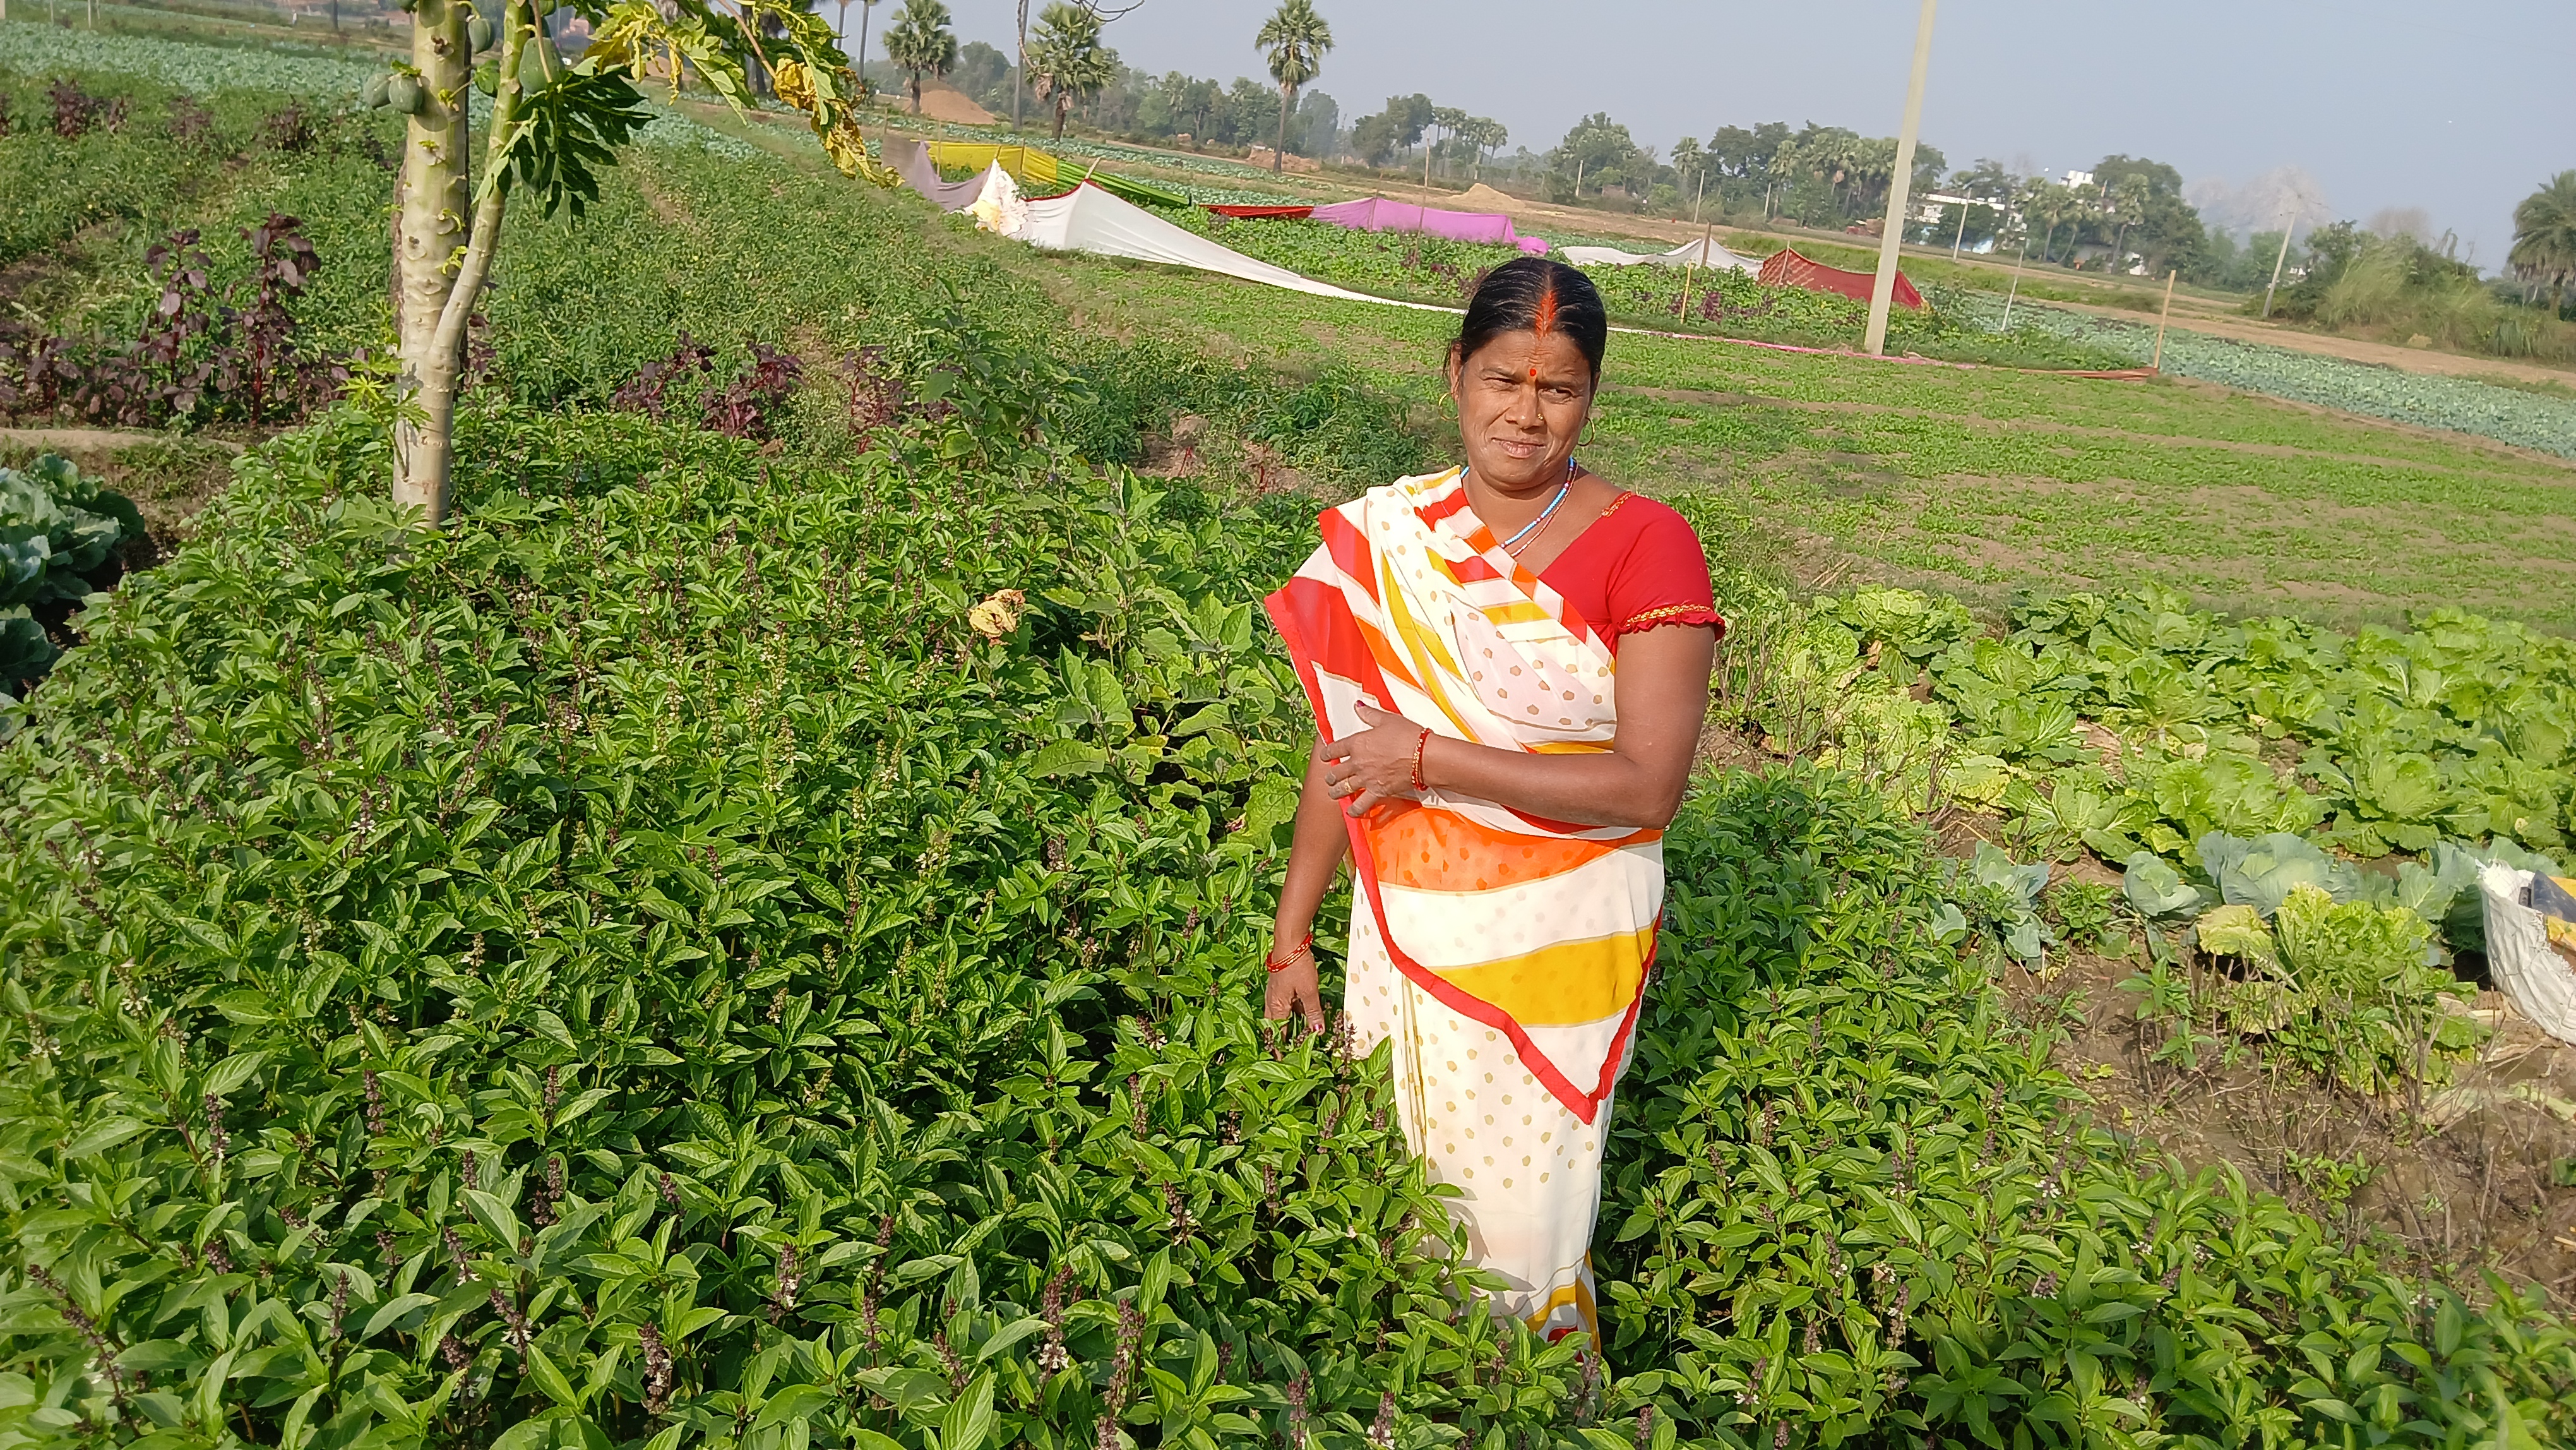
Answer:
[1409,727,1431,793]
[1267,932,1315,973]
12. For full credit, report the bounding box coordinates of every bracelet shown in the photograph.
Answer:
[1409,726,1431,793]
[1266,931,1315,973]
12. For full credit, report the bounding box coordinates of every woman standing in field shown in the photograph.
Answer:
[1261,258,1721,1344]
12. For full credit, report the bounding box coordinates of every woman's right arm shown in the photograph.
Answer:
[1265,738,1347,1029]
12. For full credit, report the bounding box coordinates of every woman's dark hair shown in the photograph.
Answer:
[1450,257,1609,383]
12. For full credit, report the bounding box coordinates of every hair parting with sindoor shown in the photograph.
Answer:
[1450,258,1610,382]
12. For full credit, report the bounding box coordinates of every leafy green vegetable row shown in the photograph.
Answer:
[1800,584,2575,876]
[1950,296,2576,458]
[4,360,2567,1447]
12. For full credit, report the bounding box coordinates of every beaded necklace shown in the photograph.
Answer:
[1476,456,1579,558]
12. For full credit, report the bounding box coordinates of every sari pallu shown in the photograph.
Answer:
[1263,467,1660,1342]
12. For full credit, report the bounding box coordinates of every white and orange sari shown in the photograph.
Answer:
[1264,467,1662,1343]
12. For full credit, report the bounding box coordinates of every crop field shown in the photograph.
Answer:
[1948,296,2576,460]
[1044,262,2576,632]
[3,25,2575,1450]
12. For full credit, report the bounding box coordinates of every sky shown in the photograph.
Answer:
[912,0,2575,270]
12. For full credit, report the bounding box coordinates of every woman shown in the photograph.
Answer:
[1261,258,1722,1345]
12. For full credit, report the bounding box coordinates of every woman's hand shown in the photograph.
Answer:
[1263,934,1325,1031]
[1318,702,1428,819]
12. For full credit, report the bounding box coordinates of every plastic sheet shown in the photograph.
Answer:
[882,136,984,211]
[1756,246,1923,309]
[1560,237,1761,272]
[1006,183,1452,311]
[1308,196,1550,255]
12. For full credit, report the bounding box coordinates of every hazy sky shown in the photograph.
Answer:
[915,0,2573,268]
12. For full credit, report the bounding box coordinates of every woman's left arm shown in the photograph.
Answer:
[1325,624,1717,829]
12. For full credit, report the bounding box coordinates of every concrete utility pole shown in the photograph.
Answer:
[2001,229,2030,330]
[2152,268,2176,370]
[2260,200,2298,319]
[1864,0,1937,356]
[1011,0,1030,131]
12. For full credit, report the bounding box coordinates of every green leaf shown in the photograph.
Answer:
[754,1383,833,1430]
[1028,741,1109,778]
[522,1344,581,1411]
[2193,904,2276,966]
[462,1189,525,1256]
[936,1372,996,1450]
[362,1293,441,1340]
[64,1117,149,1159]
[974,1316,1048,1363]
[203,1051,269,1098]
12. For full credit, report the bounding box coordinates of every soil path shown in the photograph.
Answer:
[0,426,241,454]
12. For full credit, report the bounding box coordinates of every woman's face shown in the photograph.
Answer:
[1448,330,1594,492]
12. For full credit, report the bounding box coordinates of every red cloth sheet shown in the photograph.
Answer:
[1756,246,1923,309]
[1206,204,1316,219]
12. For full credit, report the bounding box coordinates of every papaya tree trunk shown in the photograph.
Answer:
[394,0,527,525]
[393,0,474,522]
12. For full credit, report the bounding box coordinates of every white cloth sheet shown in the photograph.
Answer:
[1561,237,1761,272]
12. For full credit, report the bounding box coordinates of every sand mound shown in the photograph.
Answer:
[914,81,994,126]
[1455,183,1529,214]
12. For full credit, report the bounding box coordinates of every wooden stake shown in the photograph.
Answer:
[2151,268,2176,371]
[1678,221,1715,324]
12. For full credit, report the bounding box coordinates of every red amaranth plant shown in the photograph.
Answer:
[0,215,330,429]
[49,78,124,138]
[220,213,320,424]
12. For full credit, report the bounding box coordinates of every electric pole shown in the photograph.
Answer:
[1865,0,1937,356]
[2260,198,2299,319]
[1011,0,1030,131]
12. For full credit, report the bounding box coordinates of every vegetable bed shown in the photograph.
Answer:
[0,364,2568,1446]
[1953,296,2576,458]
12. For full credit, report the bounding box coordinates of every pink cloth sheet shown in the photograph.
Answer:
[1309,196,1547,254]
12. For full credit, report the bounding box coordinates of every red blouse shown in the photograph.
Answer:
[1534,493,1724,654]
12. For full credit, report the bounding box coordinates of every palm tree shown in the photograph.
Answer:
[2509,171,2576,309]
[1849,135,1897,214]
[1458,116,1506,182]
[2106,174,2150,271]
[1026,1,1112,142]
[881,0,957,116]
[2025,181,2075,263]
[1255,0,1332,174]
[838,0,881,103]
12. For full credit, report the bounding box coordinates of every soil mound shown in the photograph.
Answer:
[915,81,994,126]
[1456,183,1529,214]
